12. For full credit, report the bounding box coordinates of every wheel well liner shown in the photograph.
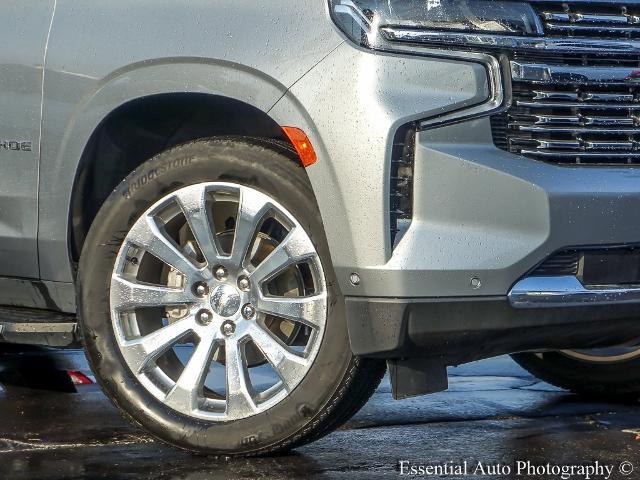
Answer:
[70,93,296,266]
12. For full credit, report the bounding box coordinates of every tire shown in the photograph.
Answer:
[78,137,385,456]
[511,350,640,398]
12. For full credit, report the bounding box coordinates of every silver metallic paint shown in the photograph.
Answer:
[6,0,638,310]
[343,118,640,298]
[270,44,490,284]
[0,1,55,278]
[38,0,343,282]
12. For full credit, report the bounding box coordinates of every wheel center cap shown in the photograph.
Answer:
[210,284,241,318]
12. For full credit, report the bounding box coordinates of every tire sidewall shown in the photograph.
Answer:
[513,351,640,395]
[78,138,353,454]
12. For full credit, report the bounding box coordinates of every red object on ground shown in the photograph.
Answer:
[67,370,93,385]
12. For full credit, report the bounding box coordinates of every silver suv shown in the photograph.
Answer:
[2,0,640,456]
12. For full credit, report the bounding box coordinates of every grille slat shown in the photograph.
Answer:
[533,115,581,125]
[521,150,640,159]
[539,3,640,39]
[542,13,631,25]
[585,116,636,126]
[535,92,636,102]
[515,126,640,134]
[529,115,636,127]
[585,140,634,150]
[546,24,639,35]
[534,140,581,149]
[516,101,640,110]
[515,139,640,152]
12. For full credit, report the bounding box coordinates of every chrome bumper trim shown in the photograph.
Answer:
[508,276,640,309]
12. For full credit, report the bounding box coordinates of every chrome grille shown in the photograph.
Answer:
[493,58,640,165]
[537,3,640,39]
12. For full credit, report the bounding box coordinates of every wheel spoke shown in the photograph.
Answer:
[164,331,217,412]
[250,227,316,284]
[111,276,196,310]
[174,185,221,269]
[248,324,309,391]
[120,317,195,374]
[230,188,271,267]
[225,336,258,418]
[255,293,327,329]
[129,215,200,278]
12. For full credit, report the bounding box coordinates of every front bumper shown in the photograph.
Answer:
[347,119,640,298]
[346,296,640,364]
[273,39,640,361]
[346,119,640,361]
[277,41,640,299]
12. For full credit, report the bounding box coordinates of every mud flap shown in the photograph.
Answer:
[387,358,449,400]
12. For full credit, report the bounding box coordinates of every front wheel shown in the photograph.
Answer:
[78,138,385,456]
[512,347,640,398]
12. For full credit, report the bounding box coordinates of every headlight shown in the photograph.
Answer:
[329,0,543,49]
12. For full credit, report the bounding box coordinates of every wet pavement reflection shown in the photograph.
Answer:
[0,348,638,479]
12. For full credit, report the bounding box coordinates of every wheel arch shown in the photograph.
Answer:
[41,59,307,281]
[69,92,298,267]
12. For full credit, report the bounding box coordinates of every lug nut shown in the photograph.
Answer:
[193,282,209,297]
[214,266,227,281]
[221,321,236,336]
[196,310,213,326]
[238,276,250,292]
[242,303,256,320]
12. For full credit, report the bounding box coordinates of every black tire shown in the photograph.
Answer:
[511,351,640,398]
[78,137,385,456]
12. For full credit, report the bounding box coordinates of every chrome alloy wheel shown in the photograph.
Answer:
[109,182,327,421]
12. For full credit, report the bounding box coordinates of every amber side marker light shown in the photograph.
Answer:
[282,126,318,167]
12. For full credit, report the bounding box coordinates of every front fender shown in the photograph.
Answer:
[38,59,292,282]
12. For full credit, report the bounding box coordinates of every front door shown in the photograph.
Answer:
[0,1,55,278]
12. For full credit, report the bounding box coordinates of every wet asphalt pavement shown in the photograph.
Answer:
[0,348,639,479]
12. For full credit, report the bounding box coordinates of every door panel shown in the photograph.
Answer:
[0,1,54,278]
